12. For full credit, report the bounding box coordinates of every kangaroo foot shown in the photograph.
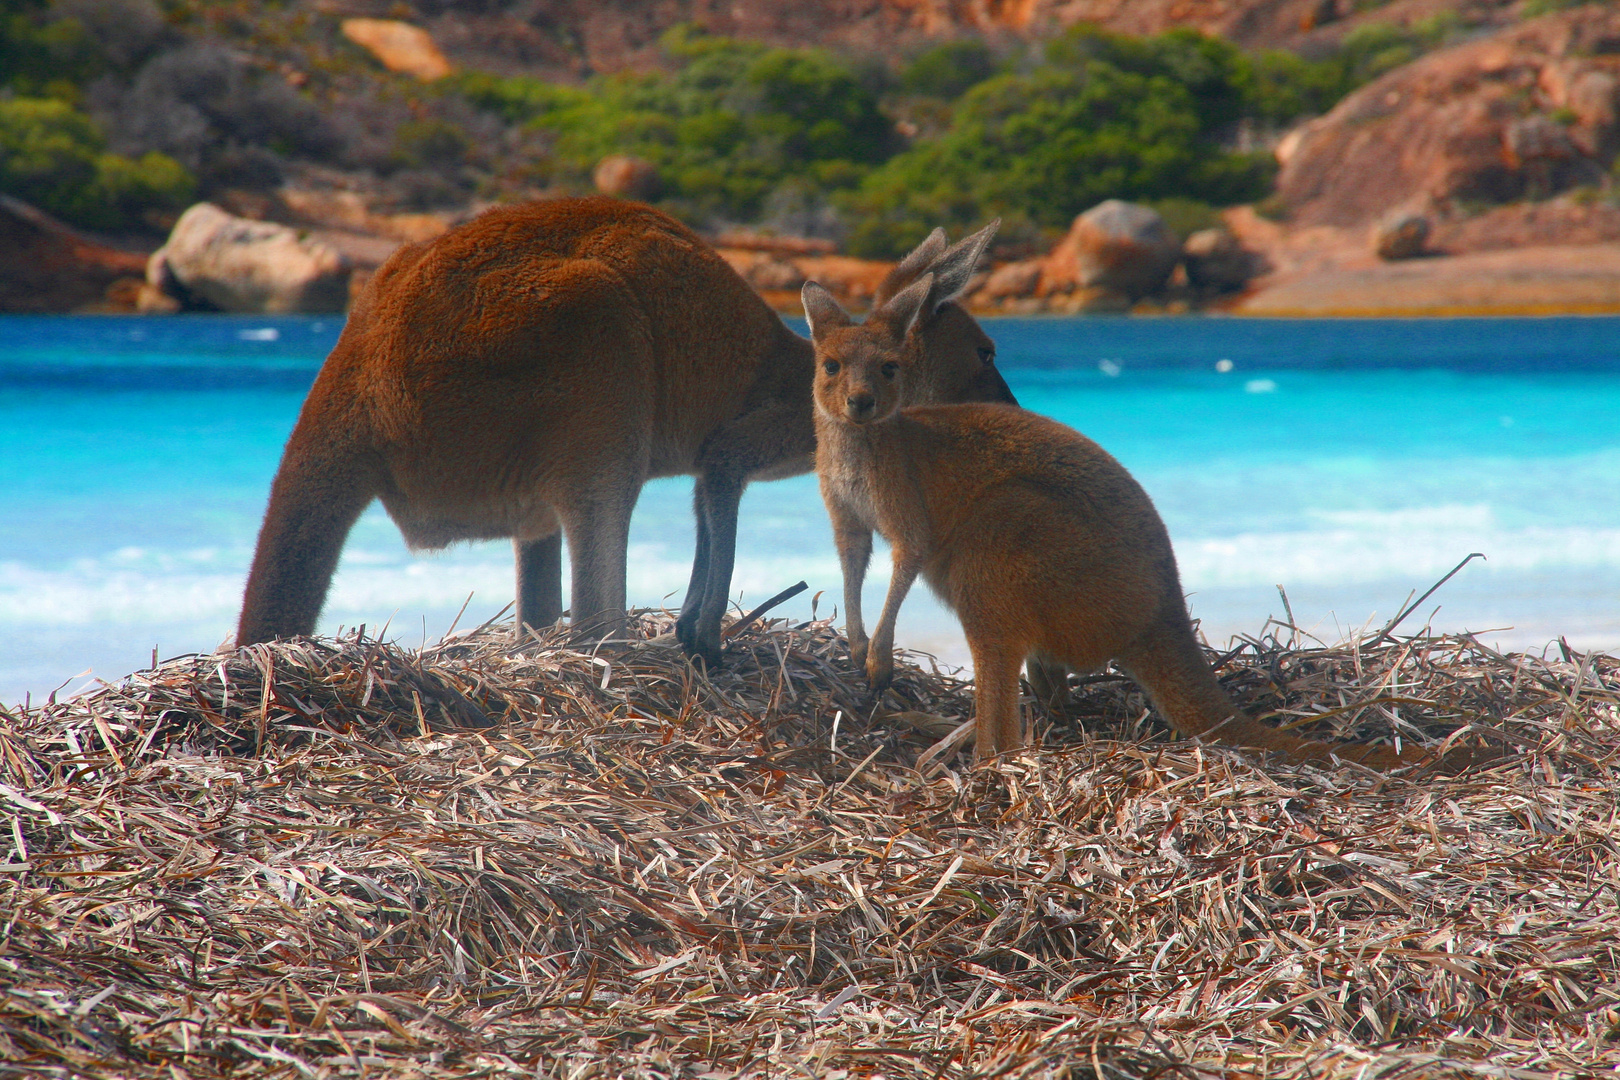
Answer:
[865,647,894,694]
[674,608,698,651]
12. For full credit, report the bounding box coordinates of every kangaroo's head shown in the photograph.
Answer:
[805,272,933,427]
[803,220,1015,426]
[873,220,1016,408]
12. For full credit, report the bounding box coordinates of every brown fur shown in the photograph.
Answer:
[237,199,1014,664]
[805,275,1491,771]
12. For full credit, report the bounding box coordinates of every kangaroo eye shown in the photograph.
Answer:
[822,360,840,375]
[978,347,995,365]
[881,362,898,379]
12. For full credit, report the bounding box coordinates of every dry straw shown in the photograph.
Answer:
[1,606,1617,1078]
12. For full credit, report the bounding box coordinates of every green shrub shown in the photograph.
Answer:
[454,22,1442,253]
[1521,0,1596,17]
[0,96,194,229]
[0,0,105,98]
[899,40,997,100]
[839,31,1280,257]
[453,27,892,221]
[1148,197,1223,240]
[393,118,472,169]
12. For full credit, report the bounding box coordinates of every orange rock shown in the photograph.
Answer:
[716,248,805,292]
[592,155,661,200]
[0,194,150,313]
[1275,6,1620,229]
[1042,200,1180,301]
[790,255,895,310]
[341,18,453,82]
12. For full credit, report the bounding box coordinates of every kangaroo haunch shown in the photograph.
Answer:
[236,198,1015,664]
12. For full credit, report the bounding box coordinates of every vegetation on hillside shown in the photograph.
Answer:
[454,27,895,227]
[456,22,1463,256]
[0,0,1473,247]
[0,0,193,231]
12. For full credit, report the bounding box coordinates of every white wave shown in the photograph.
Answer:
[0,558,243,626]
[1174,504,1620,588]
[0,539,847,631]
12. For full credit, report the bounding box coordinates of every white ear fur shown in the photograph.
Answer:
[927,218,1000,310]
[878,273,934,338]
[801,281,852,342]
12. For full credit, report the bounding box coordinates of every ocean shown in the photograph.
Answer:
[4,313,1619,706]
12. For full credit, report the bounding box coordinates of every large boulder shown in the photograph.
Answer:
[977,259,1044,302]
[1275,6,1620,229]
[1182,228,1261,290]
[341,18,453,81]
[1372,213,1431,261]
[593,155,661,200]
[1042,200,1180,301]
[149,203,350,313]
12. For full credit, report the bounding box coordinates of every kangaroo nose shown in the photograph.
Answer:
[846,392,875,418]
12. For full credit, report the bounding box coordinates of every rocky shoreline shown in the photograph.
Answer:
[14,185,1620,321]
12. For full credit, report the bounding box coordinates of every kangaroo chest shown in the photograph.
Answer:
[824,463,881,529]
[819,431,935,551]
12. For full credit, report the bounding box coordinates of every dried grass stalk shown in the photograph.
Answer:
[1,610,1617,1078]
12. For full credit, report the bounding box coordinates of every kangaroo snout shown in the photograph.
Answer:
[845,391,877,420]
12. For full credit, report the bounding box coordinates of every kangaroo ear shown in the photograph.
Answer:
[875,227,948,304]
[876,272,934,339]
[801,281,852,343]
[926,218,1000,311]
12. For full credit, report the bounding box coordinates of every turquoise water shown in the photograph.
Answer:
[4,313,1619,704]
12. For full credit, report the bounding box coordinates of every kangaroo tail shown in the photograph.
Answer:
[1117,613,1490,773]
[237,413,376,646]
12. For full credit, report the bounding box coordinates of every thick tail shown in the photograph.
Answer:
[1117,614,1490,773]
[237,417,376,645]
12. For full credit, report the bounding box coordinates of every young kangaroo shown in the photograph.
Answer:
[236,198,1015,665]
[805,275,1489,770]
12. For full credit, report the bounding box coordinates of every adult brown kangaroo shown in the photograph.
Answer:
[235,197,1015,664]
[805,274,1492,771]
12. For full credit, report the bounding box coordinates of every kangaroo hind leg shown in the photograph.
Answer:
[969,637,1027,763]
[1025,651,1072,723]
[514,533,564,636]
[559,481,639,643]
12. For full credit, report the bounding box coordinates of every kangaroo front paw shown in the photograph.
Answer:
[848,635,869,669]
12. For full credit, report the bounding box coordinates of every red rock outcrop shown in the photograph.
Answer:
[315,0,1521,83]
[593,155,662,200]
[1275,7,1620,230]
[0,195,150,314]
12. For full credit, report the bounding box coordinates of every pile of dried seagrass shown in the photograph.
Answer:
[1,608,1617,1079]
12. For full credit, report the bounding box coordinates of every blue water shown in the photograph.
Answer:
[4,313,1620,705]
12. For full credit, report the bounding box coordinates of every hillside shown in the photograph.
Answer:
[322,0,1528,83]
[5,0,1620,314]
